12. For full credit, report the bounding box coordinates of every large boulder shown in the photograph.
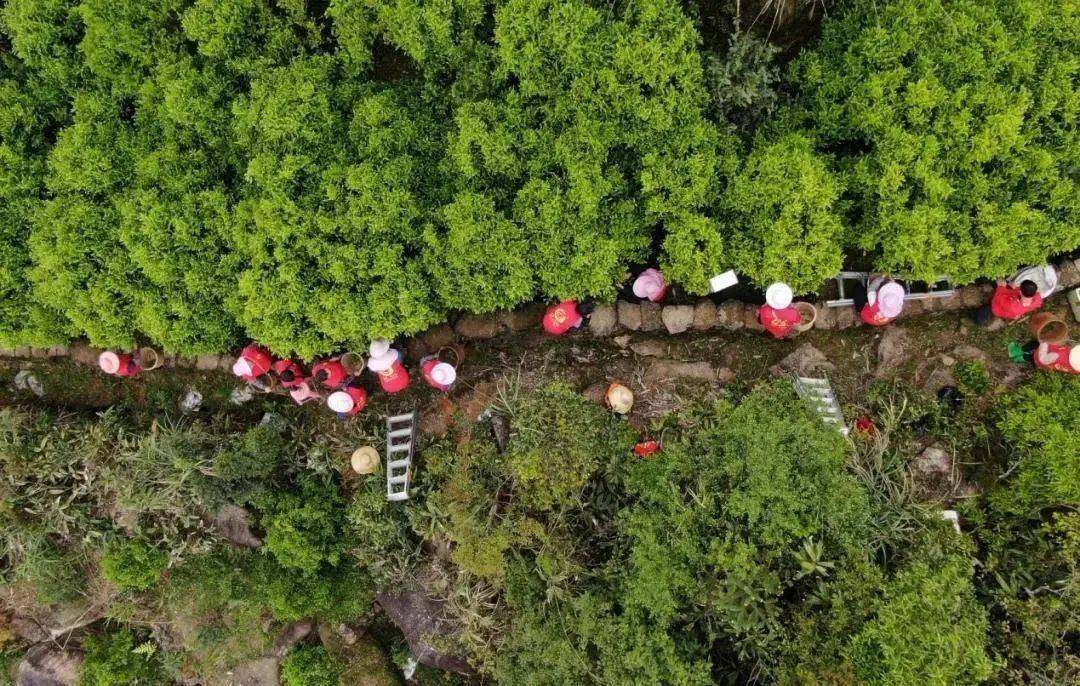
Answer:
[640,302,664,332]
[617,301,642,331]
[16,644,84,686]
[715,301,744,330]
[692,301,717,331]
[588,304,619,336]
[375,592,473,675]
[875,327,911,376]
[770,344,835,377]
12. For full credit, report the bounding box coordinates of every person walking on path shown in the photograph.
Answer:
[854,276,906,326]
[758,283,801,339]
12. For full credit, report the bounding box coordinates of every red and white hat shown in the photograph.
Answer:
[98,351,121,375]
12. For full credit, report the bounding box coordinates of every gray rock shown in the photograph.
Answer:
[16,644,84,686]
[986,317,1006,332]
[617,301,642,331]
[227,658,279,686]
[454,313,502,340]
[661,305,695,335]
[376,592,474,675]
[588,304,619,336]
[196,355,221,371]
[959,286,987,309]
[644,360,716,383]
[771,344,835,377]
[692,300,717,331]
[716,301,744,330]
[832,307,857,329]
[613,334,632,348]
[951,345,989,363]
[180,389,203,413]
[813,304,837,330]
[629,340,671,358]
[640,302,663,332]
[717,367,736,385]
[498,304,545,332]
[230,386,255,405]
[273,620,315,658]
[490,414,511,454]
[913,446,953,478]
[68,343,99,366]
[876,327,910,373]
[215,505,262,548]
[743,304,765,332]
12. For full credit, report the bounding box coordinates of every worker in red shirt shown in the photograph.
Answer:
[311,358,348,390]
[272,359,307,389]
[758,283,801,339]
[1034,342,1080,374]
[977,279,1043,325]
[855,277,906,327]
[99,351,141,378]
[327,383,369,416]
[232,344,273,382]
[421,357,457,391]
[368,347,410,394]
[543,300,593,335]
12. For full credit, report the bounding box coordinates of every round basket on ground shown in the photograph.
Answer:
[794,302,818,333]
[137,347,162,371]
[1029,312,1068,345]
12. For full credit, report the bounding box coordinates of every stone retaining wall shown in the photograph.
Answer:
[4,259,1079,369]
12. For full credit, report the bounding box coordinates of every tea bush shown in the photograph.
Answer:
[101,539,168,592]
[281,645,344,686]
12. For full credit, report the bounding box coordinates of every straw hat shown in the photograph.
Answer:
[765,282,793,310]
[605,383,634,415]
[98,351,120,375]
[1070,346,1080,372]
[877,281,906,318]
[232,357,253,377]
[369,339,391,358]
[430,362,457,387]
[351,446,379,475]
[327,390,357,413]
[367,351,396,373]
[632,268,666,301]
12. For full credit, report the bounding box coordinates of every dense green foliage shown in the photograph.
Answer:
[0,0,1073,355]
[5,369,1080,682]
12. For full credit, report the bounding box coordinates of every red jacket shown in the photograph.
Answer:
[272,359,307,389]
[860,301,895,327]
[114,354,142,378]
[759,305,801,339]
[1035,344,1079,374]
[311,359,348,390]
[377,360,411,394]
[543,301,583,335]
[991,285,1043,320]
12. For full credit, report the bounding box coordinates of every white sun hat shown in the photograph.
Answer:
[765,282,793,310]
[1070,345,1080,372]
[327,390,356,413]
[367,351,397,373]
[369,339,391,358]
[430,362,457,387]
[98,351,120,375]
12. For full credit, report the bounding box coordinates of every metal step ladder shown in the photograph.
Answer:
[386,412,417,502]
[793,377,848,436]
[825,271,955,308]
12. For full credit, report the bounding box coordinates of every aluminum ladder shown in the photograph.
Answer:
[386,412,417,502]
[793,377,848,436]
[825,271,955,308]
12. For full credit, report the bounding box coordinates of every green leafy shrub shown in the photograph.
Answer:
[994,374,1080,512]
[955,360,992,396]
[80,629,166,686]
[254,474,347,575]
[722,133,844,293]
[214,425,287,481]
[101,539,168,591]
[785,0,1080,282]
[281,645,344,686]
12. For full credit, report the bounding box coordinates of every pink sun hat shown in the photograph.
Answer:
[98,351,121,375]
[632,269,667,302]
[232,357,254,378]
[877,281,906,319]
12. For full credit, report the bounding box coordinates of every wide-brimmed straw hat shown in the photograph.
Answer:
[606,383,634,414]
[351,446,379,474]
